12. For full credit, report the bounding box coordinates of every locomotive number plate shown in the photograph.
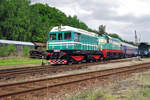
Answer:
[54,50,60,52]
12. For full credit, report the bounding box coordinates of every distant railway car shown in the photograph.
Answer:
[0,39,34,55]
[138,42,150,57]
[121,42,138,57]
[47,26,102,64]
[29,42,47,59]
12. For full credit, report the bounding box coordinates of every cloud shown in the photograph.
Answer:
[31,0,150,42]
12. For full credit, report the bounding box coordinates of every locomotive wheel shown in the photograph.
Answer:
[90,60,93,63]
[78,61,81,64]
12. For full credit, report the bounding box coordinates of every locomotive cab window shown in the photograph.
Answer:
[50,34,56,40]
[74,33,80,41]
[58,33,62,40]
[64,32,71,40]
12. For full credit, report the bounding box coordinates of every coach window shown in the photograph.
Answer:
[50,34,56,40]
[58,33,62,40]
[64,32,71,40]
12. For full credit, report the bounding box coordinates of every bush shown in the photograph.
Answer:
[42,47,46,51]
[0,46,8,57]
[7,44,16,56]
[0,44,16,57]
[23,46,30,57]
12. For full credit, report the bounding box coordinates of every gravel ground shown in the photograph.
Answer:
[45,58,150,78]
[0,64,42,69]
[99,69,150,100]
[1,58,150,85]
[66,69,150,100]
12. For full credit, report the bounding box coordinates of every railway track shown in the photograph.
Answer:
[0,62,150,100]
[0,58,132,81]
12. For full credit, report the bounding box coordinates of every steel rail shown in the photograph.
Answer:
[0,62,149,98]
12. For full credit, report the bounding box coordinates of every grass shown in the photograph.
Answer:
[125,87,150,100]
[66,72,150,100]
[0,57,46,66]
[124,73,150,100]
[66,86,150,100]
[66,91,114,100]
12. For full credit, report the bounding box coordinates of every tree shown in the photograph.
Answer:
[108,33,122,40]
[0,1,134,45]
[98,25,106,34]
[0,0,31,41]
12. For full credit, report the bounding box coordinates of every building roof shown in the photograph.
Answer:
[0,39,34,46]
[50,26,98,37]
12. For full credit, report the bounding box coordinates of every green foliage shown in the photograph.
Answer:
[7,44,16,56]
[42,47,46,51]
[0,0,134,45]
[66,91,113,100]
[0,0,88,43]
[108,33,122,40]
[0,46,8,57]
[0,0,31,41]
[98,25,106,34]
[0,44,16,57]
[23,46,30,57]
[0,57,46,66]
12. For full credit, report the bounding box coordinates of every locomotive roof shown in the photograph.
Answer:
[0,39,34,46]
[50,26,98,37]
[107,35,121,42]
[99,34,121,42]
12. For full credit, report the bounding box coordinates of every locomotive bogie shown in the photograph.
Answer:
[47,50,102,64]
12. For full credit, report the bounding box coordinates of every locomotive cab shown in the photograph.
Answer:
[48,31,73,50]
[47,31,74,64]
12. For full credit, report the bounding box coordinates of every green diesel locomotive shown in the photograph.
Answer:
[47,26,124,64]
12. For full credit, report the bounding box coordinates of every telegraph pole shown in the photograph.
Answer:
[135,30,138,46]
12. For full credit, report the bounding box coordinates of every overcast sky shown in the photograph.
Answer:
[31,0,150,42]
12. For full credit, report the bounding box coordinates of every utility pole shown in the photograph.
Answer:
[135,30,138,46]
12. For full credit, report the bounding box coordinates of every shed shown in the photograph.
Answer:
[0,39,34,55]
